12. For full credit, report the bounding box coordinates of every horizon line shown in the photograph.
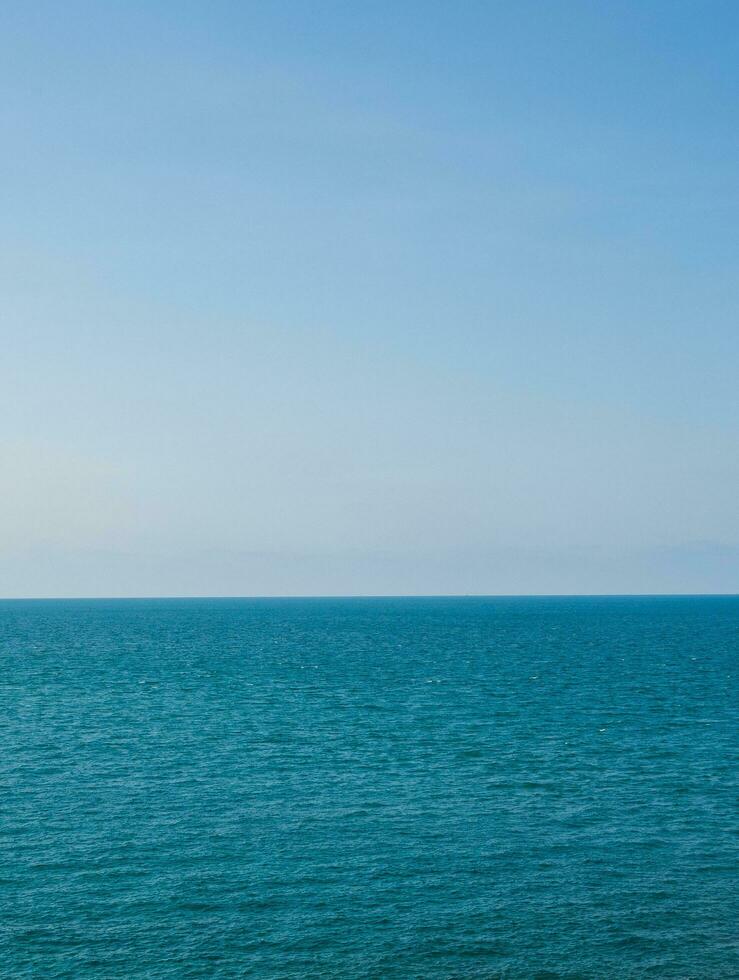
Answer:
[1,592,737,602]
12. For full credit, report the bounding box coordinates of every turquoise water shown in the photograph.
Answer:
[1,597,737,979]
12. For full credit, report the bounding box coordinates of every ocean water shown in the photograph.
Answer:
[1,597,737,979]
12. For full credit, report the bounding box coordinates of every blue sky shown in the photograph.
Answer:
[1,1,737,595]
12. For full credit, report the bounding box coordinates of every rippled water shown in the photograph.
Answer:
[1,597,737,978]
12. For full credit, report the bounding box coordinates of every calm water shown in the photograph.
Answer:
[1,597,737,979]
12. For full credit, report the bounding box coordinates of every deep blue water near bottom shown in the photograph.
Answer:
[1,597,737,979]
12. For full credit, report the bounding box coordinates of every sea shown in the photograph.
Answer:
[1,596,737,979]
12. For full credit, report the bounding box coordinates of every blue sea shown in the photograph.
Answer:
[1,597,737,978]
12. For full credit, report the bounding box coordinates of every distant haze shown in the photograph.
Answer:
[2,1,737,596]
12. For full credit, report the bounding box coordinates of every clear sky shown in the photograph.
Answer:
[2,1,737,597]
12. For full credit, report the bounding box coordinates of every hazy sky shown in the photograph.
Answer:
[2,1,737,596]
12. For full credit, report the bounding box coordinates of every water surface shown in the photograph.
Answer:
[1,597,737,978]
